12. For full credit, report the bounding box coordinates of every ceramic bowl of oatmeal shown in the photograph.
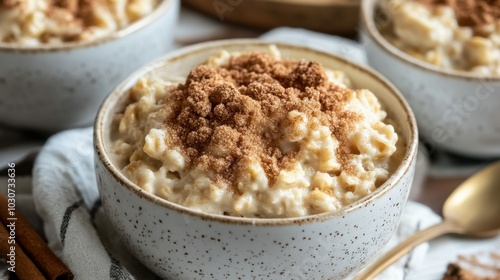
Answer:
[361,0,500,157]
[0,0,179,132]
[94,39,418,279]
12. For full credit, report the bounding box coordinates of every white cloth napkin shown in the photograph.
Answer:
[31,29,441,280]
[261,27,367,65]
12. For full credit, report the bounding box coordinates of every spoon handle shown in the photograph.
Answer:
[354,221,460,280]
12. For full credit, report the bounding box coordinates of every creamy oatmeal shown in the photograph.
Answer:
[112,47,400,218]
[0,0,158,45]
[379,0,500,76]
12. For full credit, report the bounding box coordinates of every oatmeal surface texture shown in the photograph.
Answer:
[0,0,158,45]
[379,0,500,75]
[113,47,400,218]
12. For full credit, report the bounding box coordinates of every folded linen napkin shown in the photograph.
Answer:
[31,29,441,279]
[261,27,367,65]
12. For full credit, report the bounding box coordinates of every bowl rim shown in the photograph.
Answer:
[360,0,500,82]
[0,0,174,53]
[94,39,419,226]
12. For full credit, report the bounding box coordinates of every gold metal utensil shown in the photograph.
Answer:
[355,161,500,280]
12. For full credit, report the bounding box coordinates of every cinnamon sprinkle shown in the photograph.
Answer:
[2,0,105,29]
[0,0,20,7]
[164,52,359,191]
[53,0,79,14]
[415,0,500,29]
[444,263,485,280]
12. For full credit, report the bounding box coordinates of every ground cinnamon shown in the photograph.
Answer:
[0,195,73,280]
[2,0,97,28]
[165,52,358,190]
[415,0,500,29]
[0,0,19,7]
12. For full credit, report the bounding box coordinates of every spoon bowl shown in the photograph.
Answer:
[355,160,500,280]
[444,161,500,236]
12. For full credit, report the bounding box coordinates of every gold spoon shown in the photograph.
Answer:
[355,161,500,280]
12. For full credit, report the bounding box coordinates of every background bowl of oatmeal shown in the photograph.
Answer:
[0,0,179,132]
[94,39,418,279]
[360,0,500,158]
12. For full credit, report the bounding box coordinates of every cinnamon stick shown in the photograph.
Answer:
[0,223,45,280]
[0,194,74,280]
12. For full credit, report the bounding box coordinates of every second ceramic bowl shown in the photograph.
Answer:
[360,0,500,158]
[0,0,179,132]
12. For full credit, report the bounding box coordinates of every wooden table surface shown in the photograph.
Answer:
[414,177,467,215]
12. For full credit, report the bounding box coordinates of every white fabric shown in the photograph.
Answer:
[31,29,442,279]
[33,128,159,280]
[261,27,367,65]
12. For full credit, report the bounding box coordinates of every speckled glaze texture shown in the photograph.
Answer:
[0,0,179,132]
[94,40,419,280]
[360,0,500,158]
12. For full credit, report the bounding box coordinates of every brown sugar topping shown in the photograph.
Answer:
[415,0,500,29]
[0,0,20,7]
[164,52,359,191]
[1,0,84,13]
[51,0,98,25]
[2,0,103,29]
[52,0,79,14]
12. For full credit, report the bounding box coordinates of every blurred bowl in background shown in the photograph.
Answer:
[0,0,179,133]
[360,0,500,158]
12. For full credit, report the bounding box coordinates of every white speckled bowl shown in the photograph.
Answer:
[94,40,418,280]
[360,0,500,158]
[0,0,179,132]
